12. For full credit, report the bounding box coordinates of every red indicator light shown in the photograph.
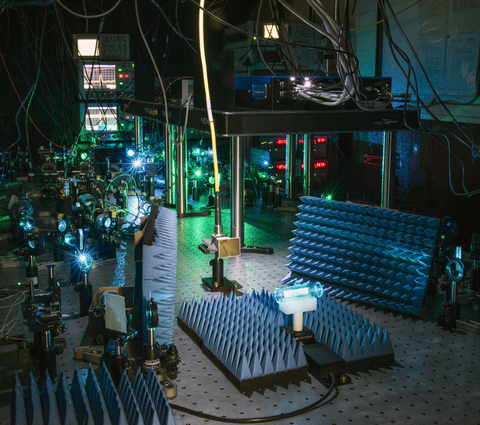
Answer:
[298,139,304,144]
[314,161,327,168]
[119,74,123,78]
[126,115,130,119]
[275,139,287,145]
[276,164,286,170]
[314,137,327,143]
[125,74,129,78]
[301,163,304,169]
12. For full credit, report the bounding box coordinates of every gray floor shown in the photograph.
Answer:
[1,204,480,425]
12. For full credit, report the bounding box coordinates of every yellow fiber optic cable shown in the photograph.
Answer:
[199,0,220,194]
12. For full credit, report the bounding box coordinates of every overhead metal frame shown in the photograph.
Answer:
[120,99,419,136]
[121,99,418,246]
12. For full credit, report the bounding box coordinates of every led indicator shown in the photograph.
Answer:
[314,161,327,168]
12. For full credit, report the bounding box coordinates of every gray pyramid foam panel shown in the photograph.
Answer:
[285,196,444,316]
[11,366,175,425]
[142,206,177,347]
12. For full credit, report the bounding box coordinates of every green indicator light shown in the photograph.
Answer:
[209,176,215,185]
[118,68,122,72]
[195,170,202,177]
[326,194,332,200]
[81,152,88,160]
[17,282,22,286]
[132,64,134,67]
[120,82,123,85]
[441,234,446,239]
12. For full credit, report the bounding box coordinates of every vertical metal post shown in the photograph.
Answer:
[381,131,396,208]
[303,134,313,196]
[134,116,143,152]
[176,127,187,217]
[286,134,297,199]
[231,136,245,246]
[165,125,176,206]
[375,1,385,77]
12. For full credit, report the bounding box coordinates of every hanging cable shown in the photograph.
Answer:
[199,0,222,234]
[24,11,48,166]
[55,0,122,19]
[0,49,62,149]
[135,0,170,141]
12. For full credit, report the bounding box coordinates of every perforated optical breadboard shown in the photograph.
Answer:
[0,204,479,425]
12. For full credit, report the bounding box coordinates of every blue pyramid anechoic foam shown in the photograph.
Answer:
[285,196,443,316]
[178,290,307,381]
[179,289,394,374]
[142,206,177,347]
[11,367,175,425]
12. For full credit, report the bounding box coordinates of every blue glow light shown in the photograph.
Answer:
[274,282,324,303]
[58,220,67,232]
[97,215,112,230]
[21,217,35,232]
[65,233,76,247]
[127,149,135,157]
[133,159,142,168]
[78,252,94,272]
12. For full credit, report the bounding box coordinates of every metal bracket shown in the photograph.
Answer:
[74,346,103,365]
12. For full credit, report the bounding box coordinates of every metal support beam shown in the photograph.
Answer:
[165,125,176,207]
[231,136,244,246]
[286,134,296,199]
[381,131,396,209]
[303,134,313,196]
[176,127,187,217]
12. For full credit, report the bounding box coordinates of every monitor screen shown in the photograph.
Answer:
[84,106,117,132]
[83,64,116,90]
[77,39,99,57]
[73,34,100,59]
